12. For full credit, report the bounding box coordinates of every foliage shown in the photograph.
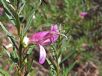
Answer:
[0,0,102,76]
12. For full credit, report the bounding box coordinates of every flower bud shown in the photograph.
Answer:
[23,36,29,47]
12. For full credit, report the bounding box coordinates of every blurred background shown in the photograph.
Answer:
[0,0,102,76]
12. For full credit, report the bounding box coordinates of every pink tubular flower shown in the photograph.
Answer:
[29,24,59,64]
[80,12,88,18]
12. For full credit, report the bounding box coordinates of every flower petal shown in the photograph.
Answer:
[29,31,49,44]
[51,24,59,33]
[50,24,59,42]
[42,39,51,45]
[29,24,59,45]
[51,34,59,43]
[39,45,46,64]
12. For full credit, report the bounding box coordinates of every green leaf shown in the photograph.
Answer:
[46,58,56,76]
[1,0,13,16]
[3,45,11,57]
[27,45,35,55]
[10,48,19,63]
[63,61,77,76]
[18,0,26,15]
[60,49,76,64]
[1,0,20,34]
[22,8,35,36]
[0,69,10,76]
[6,13,15,25]
[1,0,15,25]
[8,35,18,51]
[0,22,12,36]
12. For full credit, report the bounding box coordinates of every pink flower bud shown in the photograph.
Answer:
[80,12,88,18]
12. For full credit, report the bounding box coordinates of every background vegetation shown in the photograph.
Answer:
[0,0,102,76]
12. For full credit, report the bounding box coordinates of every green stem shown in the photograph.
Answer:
[19,39,23,69]
[56,63,60,76]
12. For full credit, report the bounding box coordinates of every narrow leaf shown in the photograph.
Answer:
[22,8,35,36]
[0,22,12,36]
[1,0,20,34]
[8,35,19,50]
[18,0,26,15]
